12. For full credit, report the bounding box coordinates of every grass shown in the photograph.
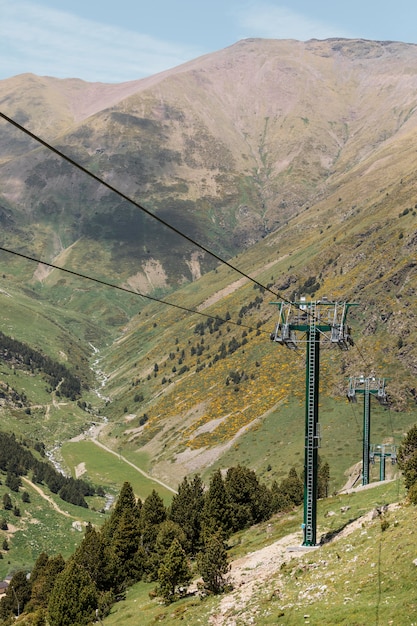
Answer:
[60,440,175,504]
[204,395,414,493]
[101,481,411,626]
[0,394,95,455]
[89,226,417,492]
[103,581,219,626]
[0,475,106,579]
[251,497,414,625]
[0,103,416,613]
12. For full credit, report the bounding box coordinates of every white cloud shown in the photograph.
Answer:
[235,3,352,41]
[0,1,202,82]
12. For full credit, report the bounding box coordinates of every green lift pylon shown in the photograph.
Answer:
[370,443,397,481]
[270,298,356,546]
[347,376,388,485]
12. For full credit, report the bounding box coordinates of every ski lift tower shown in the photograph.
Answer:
[347,376,388,485]
[270,298,356,546]
[370,443,397,481]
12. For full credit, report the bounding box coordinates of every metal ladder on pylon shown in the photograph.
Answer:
[363,377,370,485]
[305,302,317,545]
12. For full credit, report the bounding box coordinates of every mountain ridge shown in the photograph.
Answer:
[0,43,416,623]
[0,37,416,491]
[2,37,417,291]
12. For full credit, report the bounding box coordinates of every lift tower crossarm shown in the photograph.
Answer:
[270,300,357,546]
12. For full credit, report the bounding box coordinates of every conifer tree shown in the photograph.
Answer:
[155,538,191,603]
[398,424,417,490]
[147,519,187,580]
[101,481,140,544]
[197,531,230,594]
[0,569,31,619]
[30,554,66,610]
[169,474,205,555]
[30,552,49,588]
[26,551,49,612]
[47,560,98,626]
[201,469,232,539]
[318,461,330,498]
[155,520,187,555]
[73,523,112,591]
[225,465,272,531]
[111,506,143,587]
[141,489,167,552]
[270,480,293,513]
[2,492,12,510]
[279,467,303,506]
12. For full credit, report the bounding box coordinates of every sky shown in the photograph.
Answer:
[1,0,417,83]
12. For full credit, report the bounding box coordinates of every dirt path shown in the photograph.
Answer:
[208,530,308,625]
[22,477,73,518]
[91,438,178,494]
[207,499,401,625]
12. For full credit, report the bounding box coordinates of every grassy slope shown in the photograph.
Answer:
[103,480,414,625]
[0,40,417,585]
[0,475,106,579]
[60,440,175,504]
[0,174,415,578]
[90,181,417,491]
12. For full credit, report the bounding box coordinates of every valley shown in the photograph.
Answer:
[0,36,416,623]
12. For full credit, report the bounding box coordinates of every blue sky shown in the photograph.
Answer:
[1,0,416,83]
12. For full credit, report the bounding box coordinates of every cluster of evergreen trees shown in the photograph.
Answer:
[0,463,322,624]
[0,432,95,508]
[398,424,417,503]
[0,331,82,400]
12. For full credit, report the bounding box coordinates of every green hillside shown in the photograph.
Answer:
[103,480,413,626]
[0,38,416,622]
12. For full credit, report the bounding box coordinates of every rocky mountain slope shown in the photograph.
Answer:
[1,38,417,295]
[0,38,416,492]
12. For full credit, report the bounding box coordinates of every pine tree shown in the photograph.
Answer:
[201,470,232,540]
[111,506,143,587]
[197,531,230,594]
[101,481,141,544]
[141,489,167,552]
[5,470,21,492]
[47,560,98,626]
[0,570,31,619]
[398,424,417,490]
[2,492,12,510]
[318,461,330,498]
[279,467,303,506]
[225,465,272,531]
[30,552,49,587]
[73,523,112,591]
[270,480,293,513]
[155,520,187,555]
[155,538,191,603]
[146,519,187,580]
[30,554,66,610]
[169,474,205,555]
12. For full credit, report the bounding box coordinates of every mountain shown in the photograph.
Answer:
[1,38,417,296]
[0,37,416,495]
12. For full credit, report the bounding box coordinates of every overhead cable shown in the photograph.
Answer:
[0,112,281,299]
[0,245,270,334]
